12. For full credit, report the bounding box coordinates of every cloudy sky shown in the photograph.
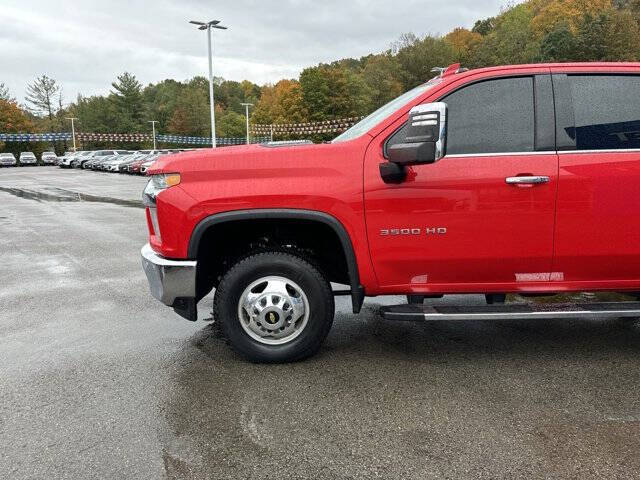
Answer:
[1,0,509,105]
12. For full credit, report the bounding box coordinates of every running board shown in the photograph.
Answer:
[380,302,640,322]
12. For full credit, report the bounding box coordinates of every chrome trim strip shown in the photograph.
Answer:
[385,309,640,321]
[381,302,640,322]
[557,148,640,155]
[445,151,555,158]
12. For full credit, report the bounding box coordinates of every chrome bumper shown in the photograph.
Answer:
[140,243,197,307]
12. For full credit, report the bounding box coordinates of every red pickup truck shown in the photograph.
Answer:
[142,62,640,362]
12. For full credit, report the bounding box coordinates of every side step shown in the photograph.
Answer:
[380,302,640,322]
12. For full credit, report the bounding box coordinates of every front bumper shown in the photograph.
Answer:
[141,243,198,320]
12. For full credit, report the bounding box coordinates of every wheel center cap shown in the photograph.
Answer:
[266,311,280,325]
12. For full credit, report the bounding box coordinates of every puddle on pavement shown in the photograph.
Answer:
[0,186,143,209]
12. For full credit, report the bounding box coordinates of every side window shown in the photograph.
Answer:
[385,123,409,153]
[384,77,535,156]
[444,77,534,155]
[569,75,640,150]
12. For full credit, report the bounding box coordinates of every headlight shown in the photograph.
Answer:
[143,173,181,205]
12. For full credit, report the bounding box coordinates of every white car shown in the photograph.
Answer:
[41,151,58,165]
[0,152,17,167]
[19,152,37,166]
[58,151,87,168]
[78,150,129,169]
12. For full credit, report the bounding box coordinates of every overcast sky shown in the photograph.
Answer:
[1,0,510,106]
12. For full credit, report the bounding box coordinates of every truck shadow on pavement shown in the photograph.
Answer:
[159,303,640,479]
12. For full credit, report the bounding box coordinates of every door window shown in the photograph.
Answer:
[444,77,534,155]
[569,75,640,150]
[385,77,535,155]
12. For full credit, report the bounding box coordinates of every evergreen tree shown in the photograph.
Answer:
[110,72,144,132]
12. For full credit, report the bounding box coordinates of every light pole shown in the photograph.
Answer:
[241,103,253,145]
[189,19,227,148]
[66,117,78,151]
[148,121,158,150]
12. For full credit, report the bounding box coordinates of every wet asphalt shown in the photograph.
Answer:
[1,167,640,480]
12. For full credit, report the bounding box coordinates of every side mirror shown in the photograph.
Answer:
[387,102,447,166]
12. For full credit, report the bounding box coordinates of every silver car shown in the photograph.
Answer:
[0,152,17,167]
[41,151,58,165]
[19,152,37,166]
[78,150,129,169]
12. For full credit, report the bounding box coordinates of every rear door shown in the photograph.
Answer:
[364,74,559,290]
[552,70,640,283]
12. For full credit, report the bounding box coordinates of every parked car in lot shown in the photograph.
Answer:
[111,154,145,173]
[139,155,161,175]
[19,152,37,166]
[0,152,17,167]
[86,154,115,170]
[99,154,131,172]
[142,62,640,363]
[59,151,88,168]
[125,154,154,174]
[76,150,129,169]
[41,151,58,165]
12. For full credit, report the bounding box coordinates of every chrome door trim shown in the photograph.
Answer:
[558,148,640,155]
[445,151,556,158]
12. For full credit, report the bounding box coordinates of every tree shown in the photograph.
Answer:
[444,28,484,64]
[0,99,37,156]
[540,22,578,61]
[0,83,14,102]
[143,79,184,133]
[531,0,613,37]
[299,65,371,121]
[110,72,144,132]
[602,8,640,60]
[252,80,308,126]
[472,17,496,35]
[471,3,540,67]
[393,34,456,89]
[361,54,404,111]
[217,110,246,138]
[25,75,60,119]
[574,13,610,61]
[168,85,210,137]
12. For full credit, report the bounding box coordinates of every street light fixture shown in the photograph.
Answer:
[189,19,228,148]
[240,103,253,145]
[148,121,158,150]
[66,117,78,151]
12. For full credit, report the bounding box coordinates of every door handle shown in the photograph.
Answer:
[505,176,550,185]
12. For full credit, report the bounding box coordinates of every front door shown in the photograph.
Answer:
[364,75,558,291]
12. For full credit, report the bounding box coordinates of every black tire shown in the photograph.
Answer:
[213,252,334,363]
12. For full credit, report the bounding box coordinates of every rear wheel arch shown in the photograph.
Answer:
[188,209,365,313]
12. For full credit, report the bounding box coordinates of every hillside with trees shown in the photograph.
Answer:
[2,0,640,152]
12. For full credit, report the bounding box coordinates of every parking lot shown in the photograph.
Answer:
[1,167,640,479]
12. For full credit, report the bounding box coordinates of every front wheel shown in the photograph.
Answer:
[213,252,335,363]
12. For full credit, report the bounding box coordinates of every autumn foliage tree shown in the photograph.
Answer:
[0,99,37,155]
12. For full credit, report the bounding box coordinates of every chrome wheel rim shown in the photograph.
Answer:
[237,276,310,345]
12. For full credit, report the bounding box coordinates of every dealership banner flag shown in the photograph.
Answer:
[0,132,269,145]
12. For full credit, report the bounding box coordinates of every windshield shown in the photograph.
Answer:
[332,79,442,143]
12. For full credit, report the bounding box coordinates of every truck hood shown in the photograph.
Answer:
[147,140,364,177]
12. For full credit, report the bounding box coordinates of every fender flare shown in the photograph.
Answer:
[188,209,365,313]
